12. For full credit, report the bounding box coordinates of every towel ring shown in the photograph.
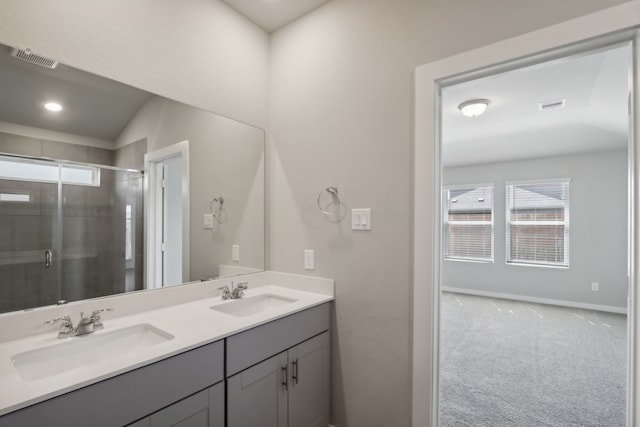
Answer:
[210,196,226,222]
[317,186,341,215]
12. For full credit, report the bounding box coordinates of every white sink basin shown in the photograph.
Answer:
[211,294,297,317]
[11,324,174,381]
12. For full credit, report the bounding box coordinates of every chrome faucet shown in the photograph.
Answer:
[218,282,249,300]
[45,315,75,338]
[218,285,232,300]
[231,282,248,299]
[45,308,114,338]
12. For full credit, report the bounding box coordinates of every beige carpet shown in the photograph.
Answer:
[439,292,627,426]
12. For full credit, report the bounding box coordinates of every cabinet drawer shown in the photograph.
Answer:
[226,303,330,376]
[0,340,224,427]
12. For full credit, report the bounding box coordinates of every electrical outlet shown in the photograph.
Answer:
[591,282,599,292]
[232,245,240,262]
[304,250,315,270]
[203,213,214,229]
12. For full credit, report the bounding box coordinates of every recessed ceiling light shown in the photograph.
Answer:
[458,99,490,117]
[44,102,63,112]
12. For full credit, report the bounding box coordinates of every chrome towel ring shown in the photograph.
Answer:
[317,186,340,215]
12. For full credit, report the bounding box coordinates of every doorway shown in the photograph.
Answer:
[438,44,630,426]
[411,8,640,427]
[145,141,190,289]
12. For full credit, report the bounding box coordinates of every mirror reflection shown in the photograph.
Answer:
[0,44,265,313]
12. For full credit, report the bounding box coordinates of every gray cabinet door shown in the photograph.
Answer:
[227,352,288,427]
[146,382,224,427]
[288,332,330,427]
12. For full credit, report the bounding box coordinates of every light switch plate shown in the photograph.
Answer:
[232,245,240,262]
[352,208,372,231]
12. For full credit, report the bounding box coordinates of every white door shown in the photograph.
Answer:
[145,141,190,289]
[159,155,183,287]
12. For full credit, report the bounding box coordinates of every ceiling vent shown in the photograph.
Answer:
[10,48,58,69]
[538,98,566,111]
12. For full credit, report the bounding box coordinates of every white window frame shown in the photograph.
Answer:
[442,183,494,263]
[0,156,100,187]
[505,178,570,268]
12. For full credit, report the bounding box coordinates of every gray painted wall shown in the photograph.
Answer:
[118,97,265,280]
[269,2,631,425]
[0,1,633,426]
[443,150,628,309]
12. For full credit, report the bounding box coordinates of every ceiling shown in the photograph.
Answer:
[442,44,631,167]
[0,45,153,143]
[221,0,330,32]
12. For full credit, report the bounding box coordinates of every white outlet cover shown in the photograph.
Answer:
[204,213,214,229]
[304,249,315,270]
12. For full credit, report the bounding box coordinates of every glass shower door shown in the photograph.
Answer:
[0,156,62,312]
[0,155,144,312]
[67,167,144,302]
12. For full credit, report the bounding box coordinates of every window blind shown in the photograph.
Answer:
[442,184,494,262]
[505,180,569,267]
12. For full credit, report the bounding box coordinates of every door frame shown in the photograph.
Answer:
[412,3,640,426]
[144,140,190,289]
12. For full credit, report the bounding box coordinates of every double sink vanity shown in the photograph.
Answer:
[0,271,334,427]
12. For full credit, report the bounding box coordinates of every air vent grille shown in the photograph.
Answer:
[539,98,566,111]
[10,48,58,69]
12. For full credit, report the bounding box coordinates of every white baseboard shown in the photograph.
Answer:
[441,286,627,314]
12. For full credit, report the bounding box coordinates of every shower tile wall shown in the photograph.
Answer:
[0,133,146,313]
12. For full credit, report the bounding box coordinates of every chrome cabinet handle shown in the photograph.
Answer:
[44,250,52,269]
[281,365,288,391]
[292,359,299,384]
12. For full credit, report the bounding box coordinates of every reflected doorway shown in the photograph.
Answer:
[145,141,190,289]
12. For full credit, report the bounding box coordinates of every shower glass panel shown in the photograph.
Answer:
[0,155,143,313]
[0,158,61,312]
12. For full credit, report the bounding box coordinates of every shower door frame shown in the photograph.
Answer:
[411,4,640,427]
[0,152,144,309]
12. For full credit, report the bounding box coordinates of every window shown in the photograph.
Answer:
[505,180,569,267]
[443,184,494,262]
[0,157,100,187]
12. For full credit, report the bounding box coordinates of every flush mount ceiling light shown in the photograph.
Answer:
[44,102,63,112]
[458,99,490,117]
[538,98,566,111]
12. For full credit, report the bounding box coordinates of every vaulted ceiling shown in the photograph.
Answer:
[221,0,330,32]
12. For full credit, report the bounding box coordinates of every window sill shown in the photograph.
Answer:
[506,262,569,270]
[444,257,494,264]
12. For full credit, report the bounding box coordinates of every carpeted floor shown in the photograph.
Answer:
[439,292,627,427]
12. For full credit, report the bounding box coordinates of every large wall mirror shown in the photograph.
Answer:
[0,43,265,313]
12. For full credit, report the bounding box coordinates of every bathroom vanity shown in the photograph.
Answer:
[0,272,333,427]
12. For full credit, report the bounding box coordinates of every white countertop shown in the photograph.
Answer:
[0,272,334,416]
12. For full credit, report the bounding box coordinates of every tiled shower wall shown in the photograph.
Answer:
[0,133,146,313]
